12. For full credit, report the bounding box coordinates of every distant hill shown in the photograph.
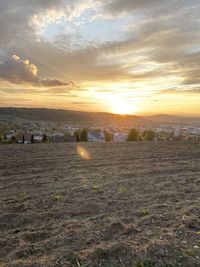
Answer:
[0,107,147,127]
[0,108,199,127]
[147,114,200,126]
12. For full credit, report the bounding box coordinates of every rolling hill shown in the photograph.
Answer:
[0,107,199,127]
[0,107,147,127]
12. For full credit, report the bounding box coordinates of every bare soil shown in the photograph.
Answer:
[0,141,200,266]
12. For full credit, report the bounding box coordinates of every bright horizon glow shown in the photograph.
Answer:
[108,96,139,115]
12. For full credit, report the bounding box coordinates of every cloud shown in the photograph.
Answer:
[159,87,200,95]
[0,88,39,94]
[0,0,93,46]
[38,79,77,87]
[0,55,76,87]
[0,55,38,84]
[0,0,200,95]
[102,0,199,17]
[0,87,80,97]
[103,0,163,15]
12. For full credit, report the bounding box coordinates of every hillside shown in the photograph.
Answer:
[0,107,147,127]
[147,114,200,126]
[0,107,200,127]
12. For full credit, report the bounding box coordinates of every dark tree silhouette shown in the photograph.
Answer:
[11,136,16,144]
[144,130,155,141]
[104,131,113,141]
[42,134,48,143]
[80,128,88,142]
[127,128,139,141]
[74,130,80,142]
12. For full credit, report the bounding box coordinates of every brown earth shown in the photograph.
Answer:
[0,141,200,266]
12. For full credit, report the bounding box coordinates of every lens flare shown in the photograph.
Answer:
[76,144,91,160]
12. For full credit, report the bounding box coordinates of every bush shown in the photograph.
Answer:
[80,128,88,142]
[144,130,155,141]
[0,133,3,143]
[104,131,113,141]
[127,128,139,141]
[74,130,80,142]
[10,136,17,144]
[74,129,88,142]
[42,134,49,143]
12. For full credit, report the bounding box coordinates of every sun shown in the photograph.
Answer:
[112,102,136,115]
[110,97,138,115]
[91,89,140,115]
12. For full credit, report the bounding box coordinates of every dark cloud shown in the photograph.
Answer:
[0,55,76,87]
[0,55,38,84]
[38,79,77,87]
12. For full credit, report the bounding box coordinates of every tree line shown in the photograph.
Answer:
[127,129,155,141]
[0,128,156,144]
[74,128,155,142]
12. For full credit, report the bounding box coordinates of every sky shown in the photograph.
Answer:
[0,0,200,115]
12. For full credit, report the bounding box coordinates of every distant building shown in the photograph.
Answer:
[88,131,105,142]
[156,125,174,133]
[33,135,43,143]
[17,133,34,144]
[113,133,128,142]
[6,134,14,140]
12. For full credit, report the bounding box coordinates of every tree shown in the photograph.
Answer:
[80,128,88,142]
[11,136,17,144]
[0,133,3,143]
[31,134,34,144]
[144,130,155,141]
[42,133,48,143]
[104,131,113,141]
[74,130,80,142]
[127,128,139,141]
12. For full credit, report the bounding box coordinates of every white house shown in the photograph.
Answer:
[88,132,105,142]
[34,135,43,143]
[113,133,128,142]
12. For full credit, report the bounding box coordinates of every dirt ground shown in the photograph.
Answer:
[0,141,200,267]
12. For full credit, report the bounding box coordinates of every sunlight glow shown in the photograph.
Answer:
[86,83,141,115]
[104,94,139,115]
[111,99,138,115]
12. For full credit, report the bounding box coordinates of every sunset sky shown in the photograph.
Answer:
[0,0,200,115]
